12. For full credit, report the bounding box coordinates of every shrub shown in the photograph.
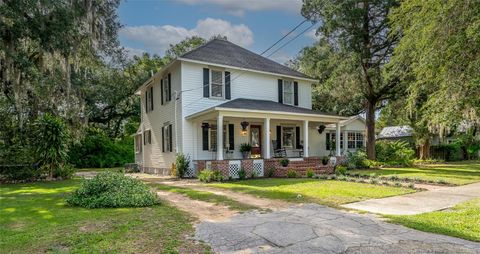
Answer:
[286,169,298,178]
[335,166,347,175]
[238,168,247,180]
[394,182,402,187]
[346,150,369,169]
[279,158,290,167]
[0,164,41,182]
[212,170,223,182]
[321,156,329,165]
[306,169,315,178]
[375,140,415,166]
[52,164,75,179]
[328,174,337,180]
[317,174,328,180]
[198,169,214,183]
[369,178,378,184]
[69,128,134,168]
[436,179,447,185]
[337,175,347,181]
[266,167,276,178]
[249,170,258,179]
[35,113,71,179]
[66,172,158,208]
[175,154,190,178]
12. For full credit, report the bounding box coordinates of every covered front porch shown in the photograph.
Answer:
[185,99,348,161]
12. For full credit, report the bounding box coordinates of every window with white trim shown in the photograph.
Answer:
[209,124,227,151]
[326,132,343,150]
[283,80,294,105]
[282,126,295,148]
[163,76,170,102]
[144,130,152,145]
[210,70,223,98]
[163,124,172,152]
[348,132,364,149]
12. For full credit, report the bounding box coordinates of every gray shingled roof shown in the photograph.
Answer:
[378,126,413,139]
[180,39,311,79]
[216,98,340,116]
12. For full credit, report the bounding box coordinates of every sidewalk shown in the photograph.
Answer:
[342,182,480,215]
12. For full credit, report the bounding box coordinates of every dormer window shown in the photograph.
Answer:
[283,80,294,105]
[211,70,224,98]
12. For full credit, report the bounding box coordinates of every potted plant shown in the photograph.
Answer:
[321,156,329,165]
[279,158,289,167]
[240,143,252,159]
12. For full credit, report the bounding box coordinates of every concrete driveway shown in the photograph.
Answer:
[342,182,480,215]
[196,204,480,254]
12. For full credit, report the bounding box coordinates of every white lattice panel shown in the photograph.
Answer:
[228,160,241,179]
[206,161,212,170]
[253,159,264,177]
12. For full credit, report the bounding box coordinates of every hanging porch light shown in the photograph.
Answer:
[240,121,249,136]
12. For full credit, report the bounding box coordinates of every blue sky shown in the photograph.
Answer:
[118,0,319,63]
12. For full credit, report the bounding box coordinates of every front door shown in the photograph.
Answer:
[250,125,262,158]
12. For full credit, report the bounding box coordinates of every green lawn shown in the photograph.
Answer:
[152,184,259,212]
[0,179,209,254]
[350,160,480,185]
[207,178,414,207]
[387,198,480,242]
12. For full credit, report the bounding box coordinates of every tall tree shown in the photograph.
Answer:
[301,0,401,159]
[388,0,480,139]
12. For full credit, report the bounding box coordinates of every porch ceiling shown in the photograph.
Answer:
[186,98,348,123]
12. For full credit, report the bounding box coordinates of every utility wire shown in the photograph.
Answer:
[260,19,308,55]
[266,22,317,58]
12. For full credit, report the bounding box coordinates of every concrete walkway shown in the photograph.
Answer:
[342,182,480,215]
[196,204,480,253]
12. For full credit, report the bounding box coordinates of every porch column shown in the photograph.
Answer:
[343,130,348,155]
[217,114,224,160]
[336,123,341,156]
[263,117,271,159]
[303,120,309,157]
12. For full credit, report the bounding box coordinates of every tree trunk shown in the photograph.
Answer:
[419,138,430,160]
[365,100,376,160]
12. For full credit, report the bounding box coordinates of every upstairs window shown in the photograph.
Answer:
[163,76,170,102]
[145,86,154,112]
[211,70,223,98]
[283,80,294,105]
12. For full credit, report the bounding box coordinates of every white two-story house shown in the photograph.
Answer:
[134,39,366,175]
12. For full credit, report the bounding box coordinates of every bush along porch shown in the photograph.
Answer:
[194,156,341,180]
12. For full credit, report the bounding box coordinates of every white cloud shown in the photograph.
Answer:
[123,47,147,59]
[120,18,254,55]
[305,28,321,40]
[176,0,302,17]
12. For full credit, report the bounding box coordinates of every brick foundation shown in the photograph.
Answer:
[195,157,336,178]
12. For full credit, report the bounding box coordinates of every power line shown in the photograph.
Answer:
[260,19,308,56]
[266,22,317,58]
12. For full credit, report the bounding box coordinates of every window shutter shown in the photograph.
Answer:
[145,90,148,112]
[228,124,234,150]
[150,86,154,111]
[294,81,298,106]
[202,125,209,150]
[296,126,300,148]
[161,126,165,152]
[169,124,173,152]
[168,73,172,101]
[203,68,210,98]
[160,79,164,105]
[225,71,231,100]
[326,133,330,150]
[276,126,281,149]
[278,79,283,103]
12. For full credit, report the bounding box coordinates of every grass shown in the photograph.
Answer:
[0,179,209,254]
[206,178,414,207]
[75,167,122,172]
[386,198,480,242]
[151,184,259,212]
[350,160,480,185]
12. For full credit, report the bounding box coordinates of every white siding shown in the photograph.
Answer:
[180,61,313,160]
[140,62,182,169]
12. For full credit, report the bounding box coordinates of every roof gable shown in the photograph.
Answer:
[180,39,311,79]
